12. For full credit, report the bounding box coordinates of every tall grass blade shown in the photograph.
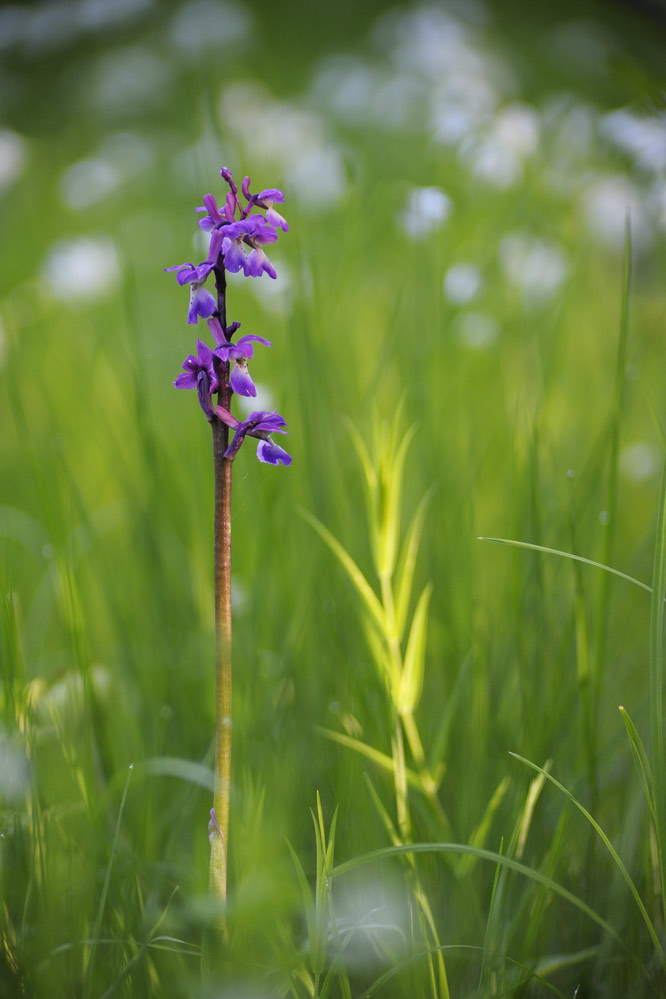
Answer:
[650,450,666,931]
[478,537,651,593]
[509,752,665,967]
[619,706,656,822]
[395,488,434,641]
[317,728,421,790]
[398,583,432,714]
[457,778,510,877]
[82,764,133,999]
[302,511,385,633]
[331,843,624,949]
[378,424,416,579]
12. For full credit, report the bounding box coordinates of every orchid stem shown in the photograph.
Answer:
[210,419,232,904]
[209,262,232,908]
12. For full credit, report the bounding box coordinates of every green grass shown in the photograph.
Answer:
[2,1,666,996]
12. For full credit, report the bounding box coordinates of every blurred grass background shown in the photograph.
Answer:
[2,0,666,996]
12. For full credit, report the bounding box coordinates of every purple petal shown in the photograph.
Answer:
[174,370,198,389]
[230,360,257,397]
[206,227,224,263]
[257,439,292,466]
[247,410,288,434]
[224,192,236,220]
[234,334,271,358]
[257,188,284,203]
[266,206,289,231]
[207,316,227,346]
[242,175,251,200]
[188,284,216,324]
[246,248,277,279]
[196,339,214,365]
[214,404,240,429]
[222,237,247,274]
[224,218,258,239]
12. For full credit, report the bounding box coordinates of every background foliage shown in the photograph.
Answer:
[2,0,666,995]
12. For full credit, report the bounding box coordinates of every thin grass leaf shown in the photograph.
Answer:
[360,943,568,999]
[398,583,433,714]
[363,773,400,846]
[650,451,666,931]
[458,778,510,877]
[619,706,656,821]
[516,762,551,860]
[140,756,214,791]
[378,424,417,579]
[478,537,651,593]
[330,843,624,949]
[317,727,421,790]
[286,840,317,968]
[427,651,473,776]
[82,764,133,999]
[301,511,385,633]
[395,487,434,641]
[509,753,665,968]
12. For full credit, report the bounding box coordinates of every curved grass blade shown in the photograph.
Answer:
[509,752,665,968]
[619,706,656,822]
[378,424,417,579]
[458,777,510,877]
[330,843,623,949]
[360,942,570,999]
[82,764,133,999]
[650,451,666,931]
[478,537,651,593]
[302,510,385,633]
[317,727,421,790]
[395,487,434,641]
[398,583,432,714]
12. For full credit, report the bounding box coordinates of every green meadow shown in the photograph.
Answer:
[2,1,666,995]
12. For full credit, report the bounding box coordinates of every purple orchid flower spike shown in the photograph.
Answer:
[174,339,219,418]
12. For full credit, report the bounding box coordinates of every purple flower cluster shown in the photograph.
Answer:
[167,167,291,466]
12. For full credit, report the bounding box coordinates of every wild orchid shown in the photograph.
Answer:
[166,166,291,907]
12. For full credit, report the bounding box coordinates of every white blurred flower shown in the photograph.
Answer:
[0,129,26,192]
[458,102,540,189]
[248,259,292,315]
[492,102,540,157]
[399,186,452,239]
[237,383,274,416]
[42,236,120,302]
[601,109,666,174]
[620,442,660,482]
[220,83,346,206]
[499,232,568,302]
[0,729,29,803]
[91,46,170,114]
[581,174,646,247]
[78,0,152,30]
[444,263,482,304]
[59,158,121,209]
[453,311,499,348]
[170,0,250,54]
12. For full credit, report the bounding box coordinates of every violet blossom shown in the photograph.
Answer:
[169,165,291,467]
[174,339,218,418]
